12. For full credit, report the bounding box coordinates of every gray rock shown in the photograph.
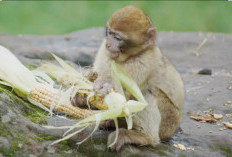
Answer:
[0,28,232,156]
[0,136,10,150]
[1,110,15,123]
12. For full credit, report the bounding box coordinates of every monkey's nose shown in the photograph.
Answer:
[106,43,110,49]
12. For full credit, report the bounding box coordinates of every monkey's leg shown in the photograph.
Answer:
[156,89,182,140]
[108,128,153,152]
[100,118,127,131]
[108,92,161,151]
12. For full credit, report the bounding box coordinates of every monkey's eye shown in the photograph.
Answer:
[114,35,122,41]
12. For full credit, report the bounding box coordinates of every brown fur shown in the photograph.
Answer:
[109,6,152,42]
[93,6,185,151]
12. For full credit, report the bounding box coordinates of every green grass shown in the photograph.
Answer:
[0,1,231,35]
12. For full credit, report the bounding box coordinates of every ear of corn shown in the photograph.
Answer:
[0,45,95,119]
[29,84,95,119]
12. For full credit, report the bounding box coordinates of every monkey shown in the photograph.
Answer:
[93,6,185,152]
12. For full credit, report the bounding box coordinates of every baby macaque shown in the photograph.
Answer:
[93,6,185,152]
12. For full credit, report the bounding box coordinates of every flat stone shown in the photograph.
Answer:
[0,28,231,156]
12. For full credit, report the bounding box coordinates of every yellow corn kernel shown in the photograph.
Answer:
[30,84,95,119]
[74,92,108,110]
[88,95,108,110]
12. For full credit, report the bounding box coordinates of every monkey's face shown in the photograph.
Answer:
[105,26,156,62]
[105,27,128,59]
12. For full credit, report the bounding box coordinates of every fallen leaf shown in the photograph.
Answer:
[226,101,232,104]
[223,122,232,129]
[190,116,217,123]
[219,128,224,131]
[213,114,223,120]
[187,147,195,151]
[186,86,202,93]
[204,109,214,115]
[174,144,186,151]
[225,114,232,118]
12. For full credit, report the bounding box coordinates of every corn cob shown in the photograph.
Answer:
[30,84,95,119]
[88,94,108,110]
[73,91,108,110]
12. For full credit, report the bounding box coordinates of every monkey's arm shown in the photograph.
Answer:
[150,48,185,109]
[93,39,115,94]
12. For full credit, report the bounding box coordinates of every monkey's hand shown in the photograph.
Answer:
[93,79,116,96]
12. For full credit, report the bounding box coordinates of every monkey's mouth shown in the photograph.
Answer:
[108,51,120,58]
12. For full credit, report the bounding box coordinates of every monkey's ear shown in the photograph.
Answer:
[147,27,156,39]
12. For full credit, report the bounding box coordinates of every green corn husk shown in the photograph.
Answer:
[0,46,37,98]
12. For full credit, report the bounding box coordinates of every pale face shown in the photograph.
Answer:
[105,25,156,62]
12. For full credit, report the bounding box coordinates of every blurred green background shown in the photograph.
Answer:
[0,1,231,35]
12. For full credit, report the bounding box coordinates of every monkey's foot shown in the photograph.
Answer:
[108,128,153,152]
[100,120,115,130]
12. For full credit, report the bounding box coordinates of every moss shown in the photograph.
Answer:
[26,65,37,70]
[29,135,37,140]
[0,148,15,157]
[178,154,187,157]
[0,123,13,137]
[220,146,232,157]
[147,144,172,156]
[59,140,72,151]
[0,139,20,156]
[0,85,48,124]
[18,134,24,141]
[0,124,32,154]
[24,139,32,146]
[16,132,32,146]
[10,140,19,152]
[30,134,56,143]
[26,110,48,124]
[37,135,56,142]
